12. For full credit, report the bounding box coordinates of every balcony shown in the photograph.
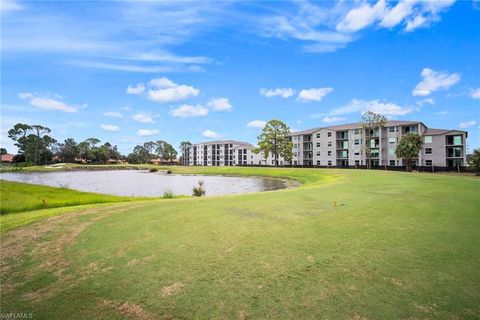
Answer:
[336,131,348,140]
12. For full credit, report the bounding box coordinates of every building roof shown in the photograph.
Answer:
[0,154,14,162]
[290,120,423,135]
[424,128,468,136]
[194,140,254,147]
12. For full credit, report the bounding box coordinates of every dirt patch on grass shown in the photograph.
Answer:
[161,282,184,297]
[127,258,140,267]
[101,299,154,320]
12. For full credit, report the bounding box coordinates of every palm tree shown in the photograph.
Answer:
[395,133,423,172]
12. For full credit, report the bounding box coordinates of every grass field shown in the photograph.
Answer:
[1,166,479,319]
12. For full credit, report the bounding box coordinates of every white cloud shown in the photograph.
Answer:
[18,92,79,113]
[126,83,145,95]
[147,77,199,103]
[148,77,177,88]
[336,0,456,33]
[170,104,208,118]
[470,88,480,99]
[260,88,295,98]
[202,130,221,139]
[416,98,435,107]
[137,129,159,137]
[100,124,120,132]
[1,0,23,12]
[379,0,415,28]
[103,111,124,118]
[412,68,460,96]
[207,97,233,112]
[132,112,155,123]
[405,14,427,32]
[297,87,333,102]
[322,116,346,123]
[246,120,267,129]
[330,99,413,116]
[459,120,476,129]
[336,0,387,32]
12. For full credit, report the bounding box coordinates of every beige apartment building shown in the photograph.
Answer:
[290,120,468,167]
[185,140,284,166]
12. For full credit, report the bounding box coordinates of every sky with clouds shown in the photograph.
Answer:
[1,0,479,154]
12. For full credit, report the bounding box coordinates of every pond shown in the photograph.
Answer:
[0,170,291,197]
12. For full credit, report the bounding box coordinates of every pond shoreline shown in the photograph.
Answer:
[1,169,294,197]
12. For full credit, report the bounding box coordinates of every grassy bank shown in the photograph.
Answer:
[0,180,143,215]
[1,167,479,319]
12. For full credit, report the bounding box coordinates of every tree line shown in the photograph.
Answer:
[4,123,188,165]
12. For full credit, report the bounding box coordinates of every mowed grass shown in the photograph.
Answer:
[0,180,140,214]
[1,167,479,319]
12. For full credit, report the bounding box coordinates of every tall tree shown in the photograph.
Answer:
[254,119,292,166]
[31,125,51,165]
[468,149,480,176]
[179,141,192,165]
[7,123,32,161]
[58,138,79,162]
[361,111,387,168]
[395,133,423,172]
[0,148,7,155]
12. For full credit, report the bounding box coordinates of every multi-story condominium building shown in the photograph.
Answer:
[185,140,284,166]
[290,120,468,167]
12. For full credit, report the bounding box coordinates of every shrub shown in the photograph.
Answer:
[192,180,206,197]
[149,168,159,173]
[166,170,172,174]
[163,190,174,199]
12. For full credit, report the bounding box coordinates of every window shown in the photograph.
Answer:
[294,161,298,165]
[389,148,395,156]
[327,132,332,137]
[316,133,320,138]
[316,142,321,147]
[389,160,396,166]
[340,150,348,158]
[354,129,361,134]
[316,151,321,156]
[424,136,432,143]
[328,160,332,166]
[328,141,332,147]
[355,160,360,166]
[354,151,360,156]
[342,141,349,149]
[426,160,432,166]
[389,127,395,133]
[316,160,321,165]
[328,151,332,156]
[293,144,298,148]
[453,135,462,145]
[425,148,432,155]
[389,138,396,144]
[354,139,360,145]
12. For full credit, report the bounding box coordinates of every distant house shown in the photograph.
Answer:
[150,158,179,165]
[0,154,14,163]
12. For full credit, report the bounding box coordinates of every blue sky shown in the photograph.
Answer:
[1,0,479,154]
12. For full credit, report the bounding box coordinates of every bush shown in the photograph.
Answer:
[163,190,174,199]
[166,170,172,174]
[192,180,206,197]
[149,168,158,172]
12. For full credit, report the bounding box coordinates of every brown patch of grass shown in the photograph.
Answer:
[101,299,154,320]
[127,258,139,267]
[161,282,184,297]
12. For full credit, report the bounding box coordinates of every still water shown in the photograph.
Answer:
[1,170,289,197]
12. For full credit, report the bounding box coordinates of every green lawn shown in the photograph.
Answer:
[1,167,479,319]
